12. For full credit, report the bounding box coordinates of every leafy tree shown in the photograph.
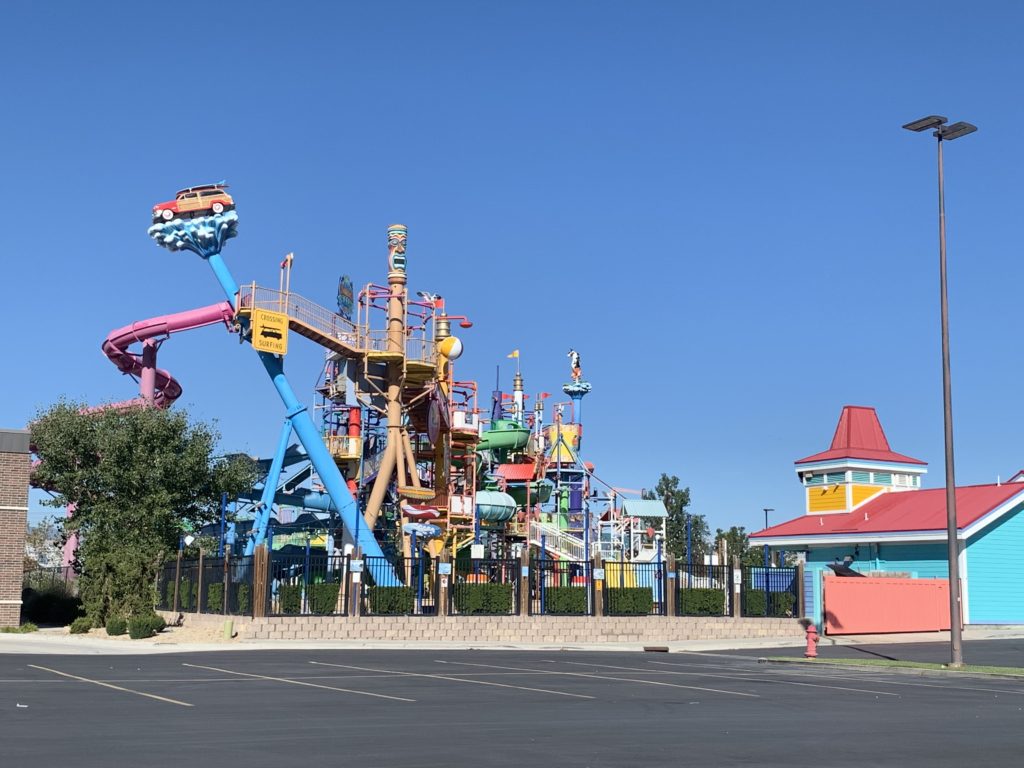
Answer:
[642,474,709,562]
[31,401,256,622]
[714,525,765,566]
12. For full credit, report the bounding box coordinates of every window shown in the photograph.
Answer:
[852,471,870,483]
[826,472,846,484]
[180,192,198,199]
[873,472,892,485]
[200,189,222,197]
[806,473,824,485]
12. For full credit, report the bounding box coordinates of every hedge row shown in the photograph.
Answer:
[742,589,795,617]
[604,587,654,615]
[453,583,514,615]
[542,586,588,615]
[678,588,727,616]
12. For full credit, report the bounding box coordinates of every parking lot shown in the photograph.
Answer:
[2,647,1023,767]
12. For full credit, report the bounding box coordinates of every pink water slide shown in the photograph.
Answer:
[101,302,235,408]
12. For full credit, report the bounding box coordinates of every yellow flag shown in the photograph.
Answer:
[507,349,519,359]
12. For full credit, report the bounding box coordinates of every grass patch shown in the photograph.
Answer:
[1,623,39,634]
[770,656,1024,676]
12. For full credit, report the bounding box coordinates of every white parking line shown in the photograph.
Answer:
[435,660,758,698]
[643,663,901,696]
[28,664,193,707]
[310,661,595,699]
[181,663,415,702]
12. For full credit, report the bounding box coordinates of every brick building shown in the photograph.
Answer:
[0,429,31,627]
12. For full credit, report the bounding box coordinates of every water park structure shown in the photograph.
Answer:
[85,186,669,591]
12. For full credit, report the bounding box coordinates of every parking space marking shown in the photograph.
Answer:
[27,664,193,707]
[181,663,415,702]
[643,663,901,696]
[435,660,758,698]
[310,661,595,699]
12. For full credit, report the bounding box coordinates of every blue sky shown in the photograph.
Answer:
[5,1,1024,534]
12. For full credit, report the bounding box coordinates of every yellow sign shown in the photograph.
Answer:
[251,309,289,355]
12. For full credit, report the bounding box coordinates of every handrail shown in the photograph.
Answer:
[238,283,436,364]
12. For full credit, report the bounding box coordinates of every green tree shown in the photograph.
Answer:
[642,474,709,562]
[31,401,256,622]
[714,525,764,566]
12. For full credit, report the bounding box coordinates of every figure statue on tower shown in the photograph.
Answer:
[567,348,582,382]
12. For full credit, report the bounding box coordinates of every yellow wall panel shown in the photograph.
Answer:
[851,484,885,507]
[807,484,847,513]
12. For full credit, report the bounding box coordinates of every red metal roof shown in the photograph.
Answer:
[751,483,1024,539]
[795,405,926,466]
[495,463,537,482]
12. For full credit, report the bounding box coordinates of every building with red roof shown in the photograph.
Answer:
[751,405,1024,627]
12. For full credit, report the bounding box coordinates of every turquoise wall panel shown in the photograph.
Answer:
[966,504,1024,624]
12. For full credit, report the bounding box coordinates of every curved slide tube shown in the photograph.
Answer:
[101,302,235,408]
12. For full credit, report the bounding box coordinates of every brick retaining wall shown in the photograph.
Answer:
[242,615,802,643]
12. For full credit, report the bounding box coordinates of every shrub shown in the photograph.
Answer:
[605,587,653,615]
[105,616,128,636]
[0,623,39,634]
[454,583,514,615]
[679,588,727,616]
[21,586,83,626]
[235,584,251,615]
[178,578,196,611]
[127,613,165,639]
[309,582,342,615]
[743,589,796,618]
[69,616,92,634]
[278,584,303,614]
[543,586,587,615]
[206,582,224,613]
[367,586,414,615]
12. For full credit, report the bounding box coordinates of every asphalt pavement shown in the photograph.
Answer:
[2,646,1024,767]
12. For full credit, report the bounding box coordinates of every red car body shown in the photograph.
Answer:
[152,184,235,222]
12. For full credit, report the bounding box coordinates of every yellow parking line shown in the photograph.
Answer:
[28,664,193,707]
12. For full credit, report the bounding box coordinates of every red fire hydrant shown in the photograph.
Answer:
[804,623,819,659]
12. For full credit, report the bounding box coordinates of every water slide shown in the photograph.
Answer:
[101,302,235,408]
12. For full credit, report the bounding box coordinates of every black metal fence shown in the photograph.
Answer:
[739,566,798,618]
[24,566,77,595]
[154,553,800,621]
[360,555,438,616]
[602,561,668,616]
[268,553,349,616]
[449,559,520,616]
[677,564,733,617]
[529,559,594,616]
[158,556,255,616]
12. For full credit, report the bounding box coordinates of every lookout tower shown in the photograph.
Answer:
[794,405,927,515]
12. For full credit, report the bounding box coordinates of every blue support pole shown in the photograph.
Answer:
[200,254,395,582]
[245,419,293,555]
[657,536,664,612]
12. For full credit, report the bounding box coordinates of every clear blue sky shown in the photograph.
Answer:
[5,1,1024,534]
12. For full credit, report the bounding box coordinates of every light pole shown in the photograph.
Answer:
[762,508,774,568]
[902,115,977,668]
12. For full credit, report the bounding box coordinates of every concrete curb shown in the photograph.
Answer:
[0,632,808,656]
